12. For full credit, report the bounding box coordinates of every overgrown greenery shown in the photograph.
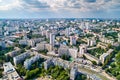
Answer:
[15,44,31,50]
[0,68,3,78]
[75,73,87,80]
[104,45,120,80]
[0,46,14,64]
[38,49,48,55]
[60,54,71,61]
[104,32,118,41]
[87,47,106,58]
[46,66,70,80]
[25,65,70,80]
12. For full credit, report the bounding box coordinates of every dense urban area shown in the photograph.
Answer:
[0,18,120,80]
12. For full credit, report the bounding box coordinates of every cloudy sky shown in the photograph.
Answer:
[0,0,120,18]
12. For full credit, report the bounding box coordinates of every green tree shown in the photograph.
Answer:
[116,52,120,66]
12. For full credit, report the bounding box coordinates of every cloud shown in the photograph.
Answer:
[19,0,120,12]
[0,0,22,11]
[0,0,120,15]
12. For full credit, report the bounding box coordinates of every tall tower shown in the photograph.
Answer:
[70,66,78,80]
[65,28,70,37]
[118,33,120,42]
[79,44,87,56]
[50,33,55,47]
[70,36,76,45]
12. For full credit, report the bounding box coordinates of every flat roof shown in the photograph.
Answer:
[3,62,15,73]
[3,62,22,80]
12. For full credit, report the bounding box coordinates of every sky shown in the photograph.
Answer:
[0,0,120,18]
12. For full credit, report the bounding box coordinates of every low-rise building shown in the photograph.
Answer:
[3,62,22,80]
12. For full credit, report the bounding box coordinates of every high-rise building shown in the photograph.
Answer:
[70,36,76,45]
[118,33,120,42]
[65,28,70,37]
[50,33,55,47]
[69,48,78,59]
[13,52,30,66]
[24,55,40,70]
[79,44,87,56]
[87,38,96,46]
[70,66,78,80]
[0,40,6,48]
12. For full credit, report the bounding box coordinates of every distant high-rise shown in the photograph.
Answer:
[118,33,120,42]
[70,36,76,45]
[87,38,96,46]
[79,44,87,56]
[65,28,70,37]
[70,66,78,80]
[50,33,55,47]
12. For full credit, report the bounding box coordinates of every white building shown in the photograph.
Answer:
[70,36,76,45]
[79,44,87,56]
[24,55,40,70]
[65,28,70,37]
[36,43,46,51]
[6,48,21,57]
[0,40,6,48]
[28,39,35,47]
[19,39,28,45]
[50,33,55,47]
[3,62,22,80]
[0,27,3,36]
[69,48,78,59]
[44,58,53,70]
[87,38,96,46]
[13,51,30,66]
[118,33,120,42]
[58,47,69,56]
[99,37,114,45]
[100,49,113,64]
[70,66,78,80]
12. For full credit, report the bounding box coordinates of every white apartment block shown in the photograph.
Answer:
[87,38,96,46]
[13,52,30,66]
[70,36,76,45]
[69,48,78,59]
[24,55,40,70]
[79,44,87,56]
[100,49,113,64]
[118,33,120,42]
[6,48,21,57]
[50,33,55,47]
[19,39,28,45]
[70,67,78,80]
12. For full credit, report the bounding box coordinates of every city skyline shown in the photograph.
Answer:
[0,0,120,18]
